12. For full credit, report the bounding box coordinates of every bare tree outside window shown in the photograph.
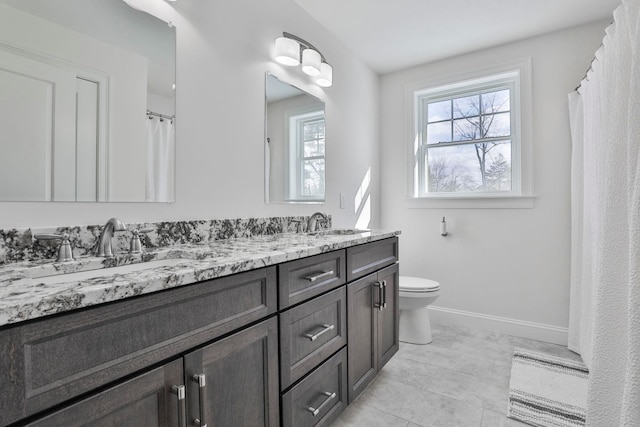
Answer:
[421,87,513,194]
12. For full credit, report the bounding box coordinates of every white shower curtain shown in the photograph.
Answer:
[568,0,640,425]
[146,116,175,202]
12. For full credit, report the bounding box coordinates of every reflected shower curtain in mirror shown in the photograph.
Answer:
[568,0,640,425]
[145,116,174,202]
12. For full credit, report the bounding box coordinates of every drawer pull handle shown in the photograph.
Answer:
[307,391,337,416]
[304,270,334,282]
[305,324,335,341]
[374,281,384,311]
[192,374,208,427]
[382,280,388,309]
[172,385,187,427]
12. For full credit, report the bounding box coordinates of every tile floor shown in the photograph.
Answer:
[332,320,583,427]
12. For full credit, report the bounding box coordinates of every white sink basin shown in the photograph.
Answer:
[33,258,187,285]
[308,228,371,236]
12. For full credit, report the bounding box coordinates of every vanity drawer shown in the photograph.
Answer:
[281,347,348,427]
[280,286,347,390]
[279,249,346,308]
[346,237,399,281]
[0,266,277,427]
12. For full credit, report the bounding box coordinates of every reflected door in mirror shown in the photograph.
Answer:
[0,0,176,202]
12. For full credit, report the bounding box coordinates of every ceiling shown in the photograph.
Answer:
[295,0,621,74]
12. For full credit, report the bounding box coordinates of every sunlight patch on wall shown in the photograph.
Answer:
[354,167,371,229]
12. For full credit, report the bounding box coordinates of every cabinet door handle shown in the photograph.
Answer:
[374,281,384,311]
[382,280,388,309]
[192,374,208,427]
[172,385,187,427]
[304,270,334,282]
[307,391,337,416]
[305,324,335,341]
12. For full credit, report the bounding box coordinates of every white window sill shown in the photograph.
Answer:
[406,194,536,209]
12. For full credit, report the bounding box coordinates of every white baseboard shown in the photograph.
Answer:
[428,306,569,345]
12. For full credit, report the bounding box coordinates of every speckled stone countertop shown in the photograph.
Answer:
[0,229,400,327]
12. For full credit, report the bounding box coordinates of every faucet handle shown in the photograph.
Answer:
[34,233,74,262]
[290,219,302,233]
[129,228,153,254]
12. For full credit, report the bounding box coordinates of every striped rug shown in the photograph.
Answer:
[507,348,588,427]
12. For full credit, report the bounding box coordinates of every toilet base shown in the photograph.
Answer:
[399,307,433,344]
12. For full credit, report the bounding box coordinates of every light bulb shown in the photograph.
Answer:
[274,37,300,66]
[301,48,321,76]
[316,62,333,87]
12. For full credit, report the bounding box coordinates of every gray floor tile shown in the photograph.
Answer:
[428,368,509,414]
[400,341,495,377]
[378,353,439,391]
[362,375,484,427]
[331,400,410,427]
[480,409,529,426]
[331,320,580,427]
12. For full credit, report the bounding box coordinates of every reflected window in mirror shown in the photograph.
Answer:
[265,74,325,204]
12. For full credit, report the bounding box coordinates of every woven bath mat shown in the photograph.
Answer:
[507,348,588,427]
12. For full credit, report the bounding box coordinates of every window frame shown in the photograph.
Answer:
[286,108,325,202]
[406,58,534,208]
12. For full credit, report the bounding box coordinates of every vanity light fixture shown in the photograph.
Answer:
[274,32,333,87]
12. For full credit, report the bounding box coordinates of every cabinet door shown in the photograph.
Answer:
[26,359,184,427]
[346,273,379,403]
[377,263,399,370]
[184,317,279,427]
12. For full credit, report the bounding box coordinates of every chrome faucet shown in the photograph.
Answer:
[95,218,127,257]
[307,212,328,232]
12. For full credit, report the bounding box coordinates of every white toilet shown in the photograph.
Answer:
[399,276,440,344]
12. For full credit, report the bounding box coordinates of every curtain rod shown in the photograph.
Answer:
[146,110,175,120]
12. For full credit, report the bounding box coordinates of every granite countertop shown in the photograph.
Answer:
[0,229,400,327]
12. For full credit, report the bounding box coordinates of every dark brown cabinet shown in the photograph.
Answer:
[347,263,399,403]
[1,236,399,427]
[184,317,280,427]
[0,267,277,427]
[25,359,184,427]
[24,318,280,427]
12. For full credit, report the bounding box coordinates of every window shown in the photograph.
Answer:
[288,110,325,200]
[412,68,528,201]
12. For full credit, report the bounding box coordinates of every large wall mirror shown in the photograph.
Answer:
[0,0,176,202]
[265,74,325,204]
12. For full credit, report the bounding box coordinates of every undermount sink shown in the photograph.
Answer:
[33,258,187,285]
[308,228,371,236]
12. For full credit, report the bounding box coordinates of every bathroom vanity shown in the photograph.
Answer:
[0,226,399,427]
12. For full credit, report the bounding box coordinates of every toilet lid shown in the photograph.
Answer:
[399,276,440,292]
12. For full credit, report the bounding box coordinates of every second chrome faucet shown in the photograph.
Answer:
[95,218,127,257]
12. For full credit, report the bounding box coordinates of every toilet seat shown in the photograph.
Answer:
[399,276,440,293]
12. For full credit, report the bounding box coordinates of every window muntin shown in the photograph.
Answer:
[415,74,520,197]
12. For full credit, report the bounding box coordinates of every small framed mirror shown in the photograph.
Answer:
[265,73,325,204]
[0,0,176,202]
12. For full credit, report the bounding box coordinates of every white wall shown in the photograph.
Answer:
[380,20,609,343]
[0,0,380,229]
